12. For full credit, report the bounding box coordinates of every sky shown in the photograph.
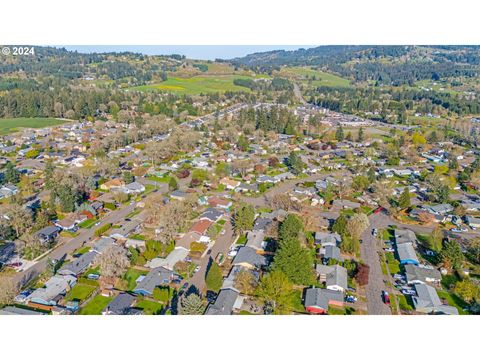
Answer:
[60,45,314,60]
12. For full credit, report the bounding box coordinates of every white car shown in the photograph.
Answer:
[384,247,395,252]
[193,265,201,274]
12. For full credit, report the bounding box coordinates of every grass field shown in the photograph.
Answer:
[64,284,96,303]
[276,67,350,88]
[130,75,255,94]
[0,117,68,135]
[124,268,149,291]
[79,295,112,315]
[136,299,164,315]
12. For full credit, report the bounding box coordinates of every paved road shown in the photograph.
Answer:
[293,83,307,105]
[13,203,137,288]
[188,220,235,294]
[360,212,392,315]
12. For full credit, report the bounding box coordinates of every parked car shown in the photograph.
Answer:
[347,287,357,293]
[180,282,189,291]
[206,290,217,303]
[87,273,100,280]
[185,256,192,263]
[193,265,201,273]
[382,291,390,305]
[215,253,225,266]
[402,289,416,296]
[372,228,378,236]
[345,295,357,303]
[7,262,22,268]
[393,273,405,280]
[384,247,395,252]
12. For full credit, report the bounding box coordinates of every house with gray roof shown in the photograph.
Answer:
[394,229,417,245]
[35,225,60,244]
[319,245,343,262]
[133,267,173,296]
[315,264,348,292]
[465,216,480,229]
[397,242,419,265]
[92,236,115,254]
[412,284,458,315]
[425,203,454,215]
[304,287,344,314]
[232,246,267,269]
[200,208,224,222]
[245,230,266,251]
[315,232,341,247]
[404,264,441,285]
[58,251,97,276]
[103,293,138,315]
[27,275,77,306]
[146,247,189,270]
[205,288,243,315]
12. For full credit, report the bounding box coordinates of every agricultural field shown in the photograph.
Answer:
[275,66,351,88]
[130,75,256,94]
[0,117,69,135]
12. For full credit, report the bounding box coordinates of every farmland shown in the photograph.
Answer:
[130,75,256,94]
[0,117,68,135]
[276,66,351,88]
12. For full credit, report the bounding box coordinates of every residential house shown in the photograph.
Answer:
[170,190,188,201]
[100,178,125,191]
[319,245,343,262]
[119,181,145,194]
[208,196,232,209]
[404,264,442,285]
[146,247,189,270]
[232,246,267,269]
[315,232,341,247]
[245,230,266,251]
[58,251,96,277]
[189,219,213,235]
[133,267,173,296]
[103,293,140,315]
[315,264,348,292]
[199,208,223,222]
[304,287,344,314]
[0,306,46,315]
[465,216,480,229]
[397,242,420,265]
[35,226,60,244]
[412,284,458,315]
[219,177,240,190]
[27,275,77,307]
[394,229,417,245]
[205,288,243,315]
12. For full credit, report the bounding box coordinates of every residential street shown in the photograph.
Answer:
[13,203,137,288]
[360,213,392,315]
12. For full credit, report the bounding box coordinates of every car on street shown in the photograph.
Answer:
[7,262,22,268]
[382,290,390,305]
[384,247,395,252]
[215,253,225,266]
[181,282,189,291]
[193,265,201,273]
[372,228,378,236]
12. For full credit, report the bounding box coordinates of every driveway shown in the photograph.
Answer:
[188,220,235,294]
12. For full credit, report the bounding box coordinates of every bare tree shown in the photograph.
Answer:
[235,269,258,295]
[0,275,18,305]
[95,245,129,279]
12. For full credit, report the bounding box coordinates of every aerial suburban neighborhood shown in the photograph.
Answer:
[1,44,480,317]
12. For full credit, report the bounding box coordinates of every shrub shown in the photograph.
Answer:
[95,223,112,237]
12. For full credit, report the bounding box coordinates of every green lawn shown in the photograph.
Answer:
[79,218,97,229]
[130,75,254,94]
[437,290,469,315]
[289,290,306,313]
[136,299,164,315]
[278,67,351,88]
[0,117,68,135]
[236,234,247,245]
[64,284,96,303]
[79,295,112,315]
[124,268,148,291]
[385,252,401,274]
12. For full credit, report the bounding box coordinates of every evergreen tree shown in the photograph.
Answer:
[168,176,178,191]
[398,187,411,209]
[180,293,205,315]
[286,151,305,175]
[358,127,365,142]
[205,261,223,293]
[4,162,20,184]
[332,214,348,237]
[335,125,345,141]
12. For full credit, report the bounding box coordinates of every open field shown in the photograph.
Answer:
[79,295,112,315]
[130,75,255,94]
[276,67,350,88]
[0,117,68,135]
